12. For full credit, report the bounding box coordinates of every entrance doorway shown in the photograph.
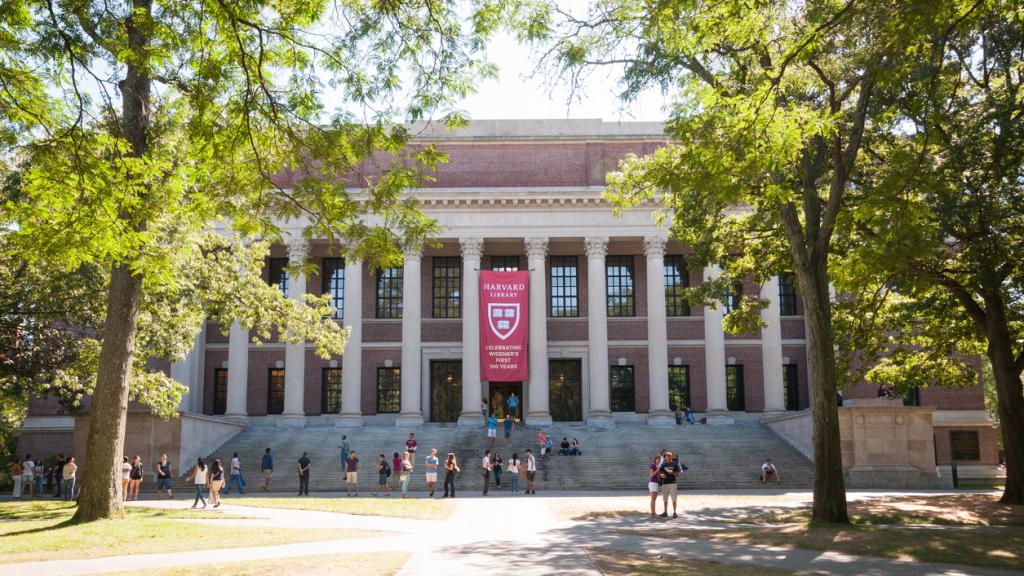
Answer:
[489,382,522,421]
[430,360,462,423]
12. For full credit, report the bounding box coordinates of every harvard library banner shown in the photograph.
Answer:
[479,270,529,381]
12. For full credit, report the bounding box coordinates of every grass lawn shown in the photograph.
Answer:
[0,500,384,564]
[744,493,1024,526]
[230,496,455,520]
[101,552,410,576]
[586,549,797,575]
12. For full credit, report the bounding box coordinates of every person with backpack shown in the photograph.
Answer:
[128,455,144,501]
[442,453,460,498]
[658,451,682,519]
[373,454,392,497]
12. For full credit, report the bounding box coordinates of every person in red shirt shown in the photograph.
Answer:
[405,433,418,456]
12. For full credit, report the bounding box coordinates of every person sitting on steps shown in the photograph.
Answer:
[761,458,781,484]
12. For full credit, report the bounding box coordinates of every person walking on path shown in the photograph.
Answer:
[23,455,35,498]
[405,433,418,456]
[187,457,208,509]
[11,458,22,498]
[345,451,360,496]
[225,452,245,495]
[443,453,460,498]
[54,454,66,499]
[507,453,520,494]
[658,451,681,518]
[506,392,519,420]
[297,452,311,496]
[525,449,537,494]
[503,414,514,447]
[208,459,225,508]
[486,415,499,446]
[493,452,503,489]
[648,454,662,517]
[128,455,144,501]
[62,457,77,501]
[155,453,174,499]
[481,450,493,496]
[399,451,413,498]
[261,448,273,491]
[424,449,439,497]
[373,454,392,497]
[339,435,351,477]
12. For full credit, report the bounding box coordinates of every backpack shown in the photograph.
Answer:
[382,462,392,478]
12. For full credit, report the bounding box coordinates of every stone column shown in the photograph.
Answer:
[585,236,613,426]
[225,319,249,420]
[644,236,674,426]
[761,276,786,412]
[280,237,308,426]
[172,325,206,413]
[397,246,424,426]
[703,265,731,423]
[339,258,364,426]
[525,237,552,425]
[458,237,485,426]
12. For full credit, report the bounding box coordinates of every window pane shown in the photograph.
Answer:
[429,361,462,422]
[779,273,798,316]
[726,365,745,411]
[321,368,343,414]
[606,256,635,317]
[376,367,401,413]
[267,258,289,297]
[783,364,799,410]
[322,258,345,320]
[950,431,981,461]
[213,368,228,415]
[376,267,404,319]
[550,256,579,317]
[668,365,690,410]
[610,365,635,412]
[664,255,691,316]
[267,369,285,414]
[549,360,583,421]
[432,256,461,318]
[490,255,520,271]
[724,281,743,314]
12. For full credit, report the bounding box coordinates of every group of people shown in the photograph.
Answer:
[9,454,77,500]
[480,448,537,495]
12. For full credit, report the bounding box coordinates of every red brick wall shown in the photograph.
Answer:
[781,318,805,340]
[16,431,73,461]
[608,347,649,413]
[668,347,707,412]
[246,348,286,416]
[726,346,764,412]
[361,348,402,415]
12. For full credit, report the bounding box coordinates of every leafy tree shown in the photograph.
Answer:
[0,0,534,522]
[534,0,971,522]
[842,0,1024,504]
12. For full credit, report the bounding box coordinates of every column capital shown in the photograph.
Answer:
[284,235,308,262]
[524,237,548,260]
[402,246,422,263]
[643,236,668,259]
[459,237,484,261]
[584,236,609,259]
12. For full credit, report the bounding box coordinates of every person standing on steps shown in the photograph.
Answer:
[155,453,174,499]
[525,449,537,494]
[391,451,402,490]
[503,414,514,447]
[424,448,439,497]
[374,454,391,497]
[297,452,311,496]
[493,452,503,490]
[400,451,413,498]
[225,452,245,495]
[187,457,208,509]
[507,453,520,494]
[537,431,547,458]
[648,454,662,518]
[486,414,499,446]
[481,450,493,495]
[405,433,418,457]
[339,434,351,479]
[443,453,460,498]
[506,392,520,420]
[345,451,360,496]
[658,451,681,519]
[261,448,273,491]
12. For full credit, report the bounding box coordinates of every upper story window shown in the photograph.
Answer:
[490,255,520,271]
[376,267,403,319]
[550,256,579,318]
[432,256,461,318]
[606,255,635,317]
[664,255,691,316]
[724,280,743,314]
[321,258,345,319]
[267,257,289,296]
[779,273,799,316]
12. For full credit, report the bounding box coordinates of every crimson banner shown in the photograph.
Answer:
[479,270,529,381]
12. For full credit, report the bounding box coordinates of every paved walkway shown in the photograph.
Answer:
[2,490,1018,576]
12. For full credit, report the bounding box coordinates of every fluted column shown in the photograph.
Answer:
[339,258,364,426]
[645,237,674,426]
[525,237,552,425]
[396,247,423,426]
[585,236,613,426]
[225,320,249,420]
[761,276,785,412]
[458,237,485,426]
[703,265,730,423]
[280,237,308,426]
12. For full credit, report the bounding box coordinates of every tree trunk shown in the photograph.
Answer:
[984,313,1024,505]
[72,0,152,522]
[797,254,849,524]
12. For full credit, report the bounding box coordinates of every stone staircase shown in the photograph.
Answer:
[203,420,814,493]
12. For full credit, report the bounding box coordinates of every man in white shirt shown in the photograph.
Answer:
[761,459,781,483]
[481,450,493,496]
[225,452,246,494]
[525,449,537,495]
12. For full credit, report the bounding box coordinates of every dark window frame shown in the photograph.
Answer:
[779,273,799,316]
[668,365,691,411]
[550,255,579,318]
[490,255,521,271]
[429,360,462,423]
[212,368,228,415]
[267,257,289,296]
[606,255,636,317]
[431,256,462,318]
[783,363,800,411]
[321,367,343,414]
[376,367,401,414]
[549,359,583,421]
[267,368,285,415]
[664,255,691,316]
[724,281,743,314]
[726,364,745,411]
[610,365,636,412]
[949,430,981,461]
[376,267,404,319]
[322,258,345,320]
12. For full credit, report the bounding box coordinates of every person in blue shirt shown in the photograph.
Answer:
[503,414,514,447]
[424,449,440,497]
[486,415,499,446]
[261,448,273,491]
[506,392,520,419]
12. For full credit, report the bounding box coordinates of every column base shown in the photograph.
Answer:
[277,413,307,427]
[705,410,735,426]
[525,412,552,427]
[335,413,365,427]
[457,411,485,427]
[646,410,676,427]
[586,410,615,428]
[395,412,424,427]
